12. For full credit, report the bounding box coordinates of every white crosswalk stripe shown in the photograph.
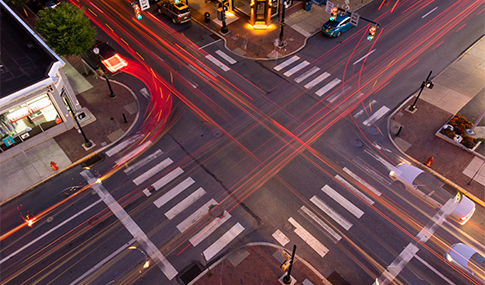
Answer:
[284,61,309,77]
[335,175,374,205]
[315,78,341,97]
[124,149,164,175]
[205,54,230,71]
[177,199,218,233]
[189,212,231,246]
[215,50,237,64]
[304,72,330,89]
[343,167,382,197]
[164,187,206,219]
[153,177,195,208]
[321,185,364,218]
[310,195,352,230]
[133,157,173,186]
[203,223,244,261]
[295,66,320,83]
[274,55,300,71]
[362,106,390,126]
[150,167,184,192]
[298,206,341,242]
[288,217,329,257]
[115,141,153,166]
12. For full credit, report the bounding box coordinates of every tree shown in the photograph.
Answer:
[5,0,29,17]
[35,3,96,57]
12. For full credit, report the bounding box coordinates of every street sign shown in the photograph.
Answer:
[350,12,359,26]
[139,0,150,11]
[325,1,334,14]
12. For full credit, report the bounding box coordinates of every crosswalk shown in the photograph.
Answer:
[273,168,378,258]
[205,49,237,72]
[108,142,245,279]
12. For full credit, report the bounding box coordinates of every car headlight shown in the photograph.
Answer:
[389,171,395,177]
[446,253,453,262]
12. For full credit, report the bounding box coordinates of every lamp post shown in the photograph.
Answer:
[65,103,92,148]
[408,70,433,112]
[278,0,286,46]
[93,47,116,99]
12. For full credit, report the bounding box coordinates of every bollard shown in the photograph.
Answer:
[50,161,59,171]
[204,12,210,23]
[425,156,434,167]
[122,113,127,123]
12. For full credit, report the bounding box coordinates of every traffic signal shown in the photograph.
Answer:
[174,0,179,3]
[330,7,338,21]
[280,250,291,271]
[424,80,434,89]
[133,3,142,20]
[222,0,229,12]
[367,25,377,41]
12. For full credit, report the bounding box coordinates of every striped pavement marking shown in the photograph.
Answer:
[288,217,329,257]
[284,61,310,77]
[150,167,184,192]
[215,50,237,64]
[203,223,244,261]
[165,187,206,219]
[343,167,382,197]
[321,185,364,218]
[295,66,320,83]
[352,156,392,186]
[304,72,330,89]
[315,78,341,97]
[133,157,173,186]
[272,229,290,246]
[105,134,143,157]
[153,177,195,208]
[189,212,231,247]
[334,175,374,205]
[310,195,352,230]
[298,206,341,242]
[123,149,164,175]
[115,141,153,166]
[362,105,390,126]
[205,54,230,71]
[274,55,299,71]
[177,199,217,233]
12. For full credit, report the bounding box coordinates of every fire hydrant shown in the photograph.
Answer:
[50,161,59,171]
[425,156,434,167]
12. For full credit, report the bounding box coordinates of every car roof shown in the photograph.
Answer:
[393,163,424,185]
[449,243,478,267]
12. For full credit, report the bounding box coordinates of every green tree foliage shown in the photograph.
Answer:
[35,3,96,57]
[5,0,29,9]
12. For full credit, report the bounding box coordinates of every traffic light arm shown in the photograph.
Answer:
[336,7,379,27]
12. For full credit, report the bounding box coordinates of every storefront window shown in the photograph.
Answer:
[0,94,61,151]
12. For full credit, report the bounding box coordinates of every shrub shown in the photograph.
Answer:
[440,128,455,139]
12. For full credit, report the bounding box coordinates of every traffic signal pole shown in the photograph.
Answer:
[283,245,296,284]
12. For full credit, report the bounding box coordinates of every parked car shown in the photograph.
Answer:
[445,243,485,282]
[157,1,191,24]
[389,163,476,225]
[322,14,353,37]
[81,40,128,74]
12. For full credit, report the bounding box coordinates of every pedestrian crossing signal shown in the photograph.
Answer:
[367,25,377,41]
[330,7,338,21]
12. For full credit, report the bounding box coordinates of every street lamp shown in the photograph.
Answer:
[93,47,116,99]
[65,103,92,148]
[408,70,433,112]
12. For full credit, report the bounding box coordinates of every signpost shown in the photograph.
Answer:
[139,0,150,11]
[350,11,360,26]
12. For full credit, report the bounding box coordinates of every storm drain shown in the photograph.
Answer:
[179,263,203,285]
[82,154,104,168]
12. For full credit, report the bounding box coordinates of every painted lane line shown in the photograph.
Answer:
[115,141,153,166]
[343,167,382,196]
[315,78,341,97]
[203,223,244,261]
[151,167,184,191]
[0,199,103,265]
[363,149,395,172]
[215,50,237,64]
[362,105,390,126]
[335,175,374,205]
[105,134,143,157]
[353,49,376,65]
[288,217,329,257]
[189,212,231,247]
[153,177,195,208]
[352,156,392,186]
[414,255,456,285]
[198,38,222,50]
[205,54,230,72]
[299,206,341,242]
[353,109,364,118]
[69,238,136,285]
[80,170,177,280]
[284,61,310,77]
[321,185,364,218]
[132,157,173,186]
[177,199,217,233]
[123,149,163,175]
[165,187,206,219]
[422,7,438,18]
[326,86,353,103]
[294,66,320,83]
[272,229,290,246]
[304,72,330,89]
[310,196,352,230]
[274,55,300,71]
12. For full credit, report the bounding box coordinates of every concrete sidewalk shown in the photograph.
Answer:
[389,37,485,204]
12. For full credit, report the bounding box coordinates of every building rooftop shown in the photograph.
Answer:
[0,4,57,98]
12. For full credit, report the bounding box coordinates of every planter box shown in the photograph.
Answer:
[436,125,484,160]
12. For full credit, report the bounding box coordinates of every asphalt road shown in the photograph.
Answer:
[1,0,484,284]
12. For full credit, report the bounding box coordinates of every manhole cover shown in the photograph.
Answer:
[283,221,293,232]
[208,204,224,218]
[352,140,363,148]
[211,130,222,137]
[46,216,54,223]
[368,127,379,135]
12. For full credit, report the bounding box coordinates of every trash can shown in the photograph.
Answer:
[304,1,312,11]
[204,12,210,23]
